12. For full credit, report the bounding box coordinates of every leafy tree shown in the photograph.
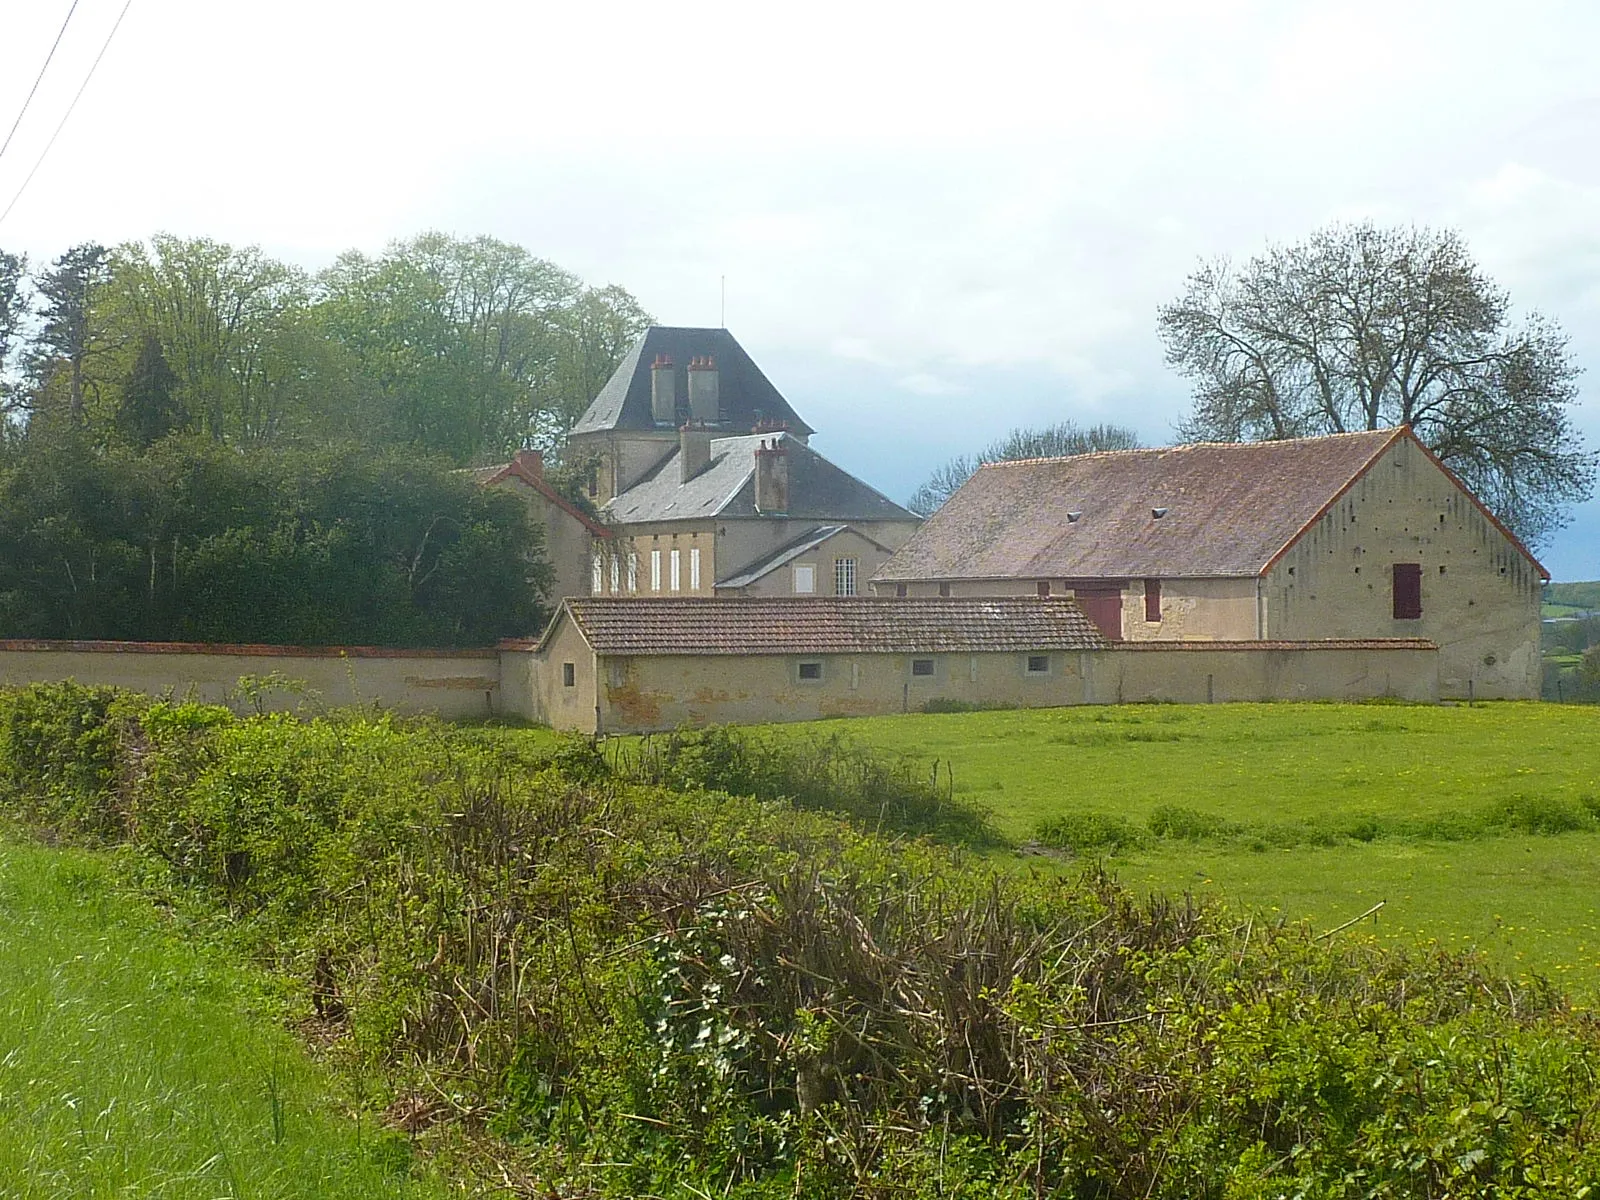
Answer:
[908,421,1141,514]
[1158,221,1595,546]
[115,333,184,448]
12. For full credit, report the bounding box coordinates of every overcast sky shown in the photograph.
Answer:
[2,0,1597,577]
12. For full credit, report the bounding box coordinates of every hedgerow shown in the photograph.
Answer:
[2,681,1599,1197]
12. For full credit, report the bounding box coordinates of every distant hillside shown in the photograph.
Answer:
[1545,581,1600,615]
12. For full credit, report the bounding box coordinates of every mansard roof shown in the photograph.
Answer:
[570,327,813,439]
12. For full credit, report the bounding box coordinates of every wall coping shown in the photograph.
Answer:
[1108,639,1437,652]
[0,639,499,660]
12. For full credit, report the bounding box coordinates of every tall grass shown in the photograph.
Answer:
[0,838,445,1199]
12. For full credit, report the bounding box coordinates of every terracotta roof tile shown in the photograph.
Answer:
[876,429,1404,582]
[558,596,1109,656]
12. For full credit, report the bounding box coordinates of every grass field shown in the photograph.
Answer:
[757,702,1600,991]
[0,839,447,1199]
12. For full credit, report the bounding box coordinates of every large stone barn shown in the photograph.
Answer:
[871,427,1546,699]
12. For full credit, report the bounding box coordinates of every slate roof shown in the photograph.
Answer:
[605,432,918,525]
[552,596,1109,655]
[716,524,893,589]
[570,327,813,438]
[876,429,1412,582]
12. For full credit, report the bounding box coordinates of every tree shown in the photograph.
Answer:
[0,250,26,422]
[1158,222,1595,547]
[908,421,1141,515]
[26,243,111,429]
[116,333,184,448]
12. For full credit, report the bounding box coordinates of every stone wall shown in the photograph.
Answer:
[0,641,503,719]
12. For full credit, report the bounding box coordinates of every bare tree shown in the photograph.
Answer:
[908,421,1140,514]
[1158,222,1593,546]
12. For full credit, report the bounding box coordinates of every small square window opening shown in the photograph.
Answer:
[911,658,935,677]
[1026,654,1049,674]
[798,661,823,681]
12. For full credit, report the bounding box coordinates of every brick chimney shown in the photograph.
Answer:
[513,448,543,478]
[650,353,676,424]
[687,355,720,422]
[680,422,713,482]
[754,436,789,515]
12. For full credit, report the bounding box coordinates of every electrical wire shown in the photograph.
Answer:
[0,0,133,229]
[0,0,82,164]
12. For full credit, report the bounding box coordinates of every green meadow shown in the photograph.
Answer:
[0,838,447,1199]
[759,702,1600,991]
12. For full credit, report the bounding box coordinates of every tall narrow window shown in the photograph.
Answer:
[591,551,603,594]
[1144,578,1161,622]
[834,557,858,597]
[670,549,681,591]
[895,584,907,598]
[689,547,701,591]
[938,583,951,598]
[627,552,638,593]
[793,564,816,594]
[650,549,662,592]
[1392,563,1422,619]
[609,553,620,594]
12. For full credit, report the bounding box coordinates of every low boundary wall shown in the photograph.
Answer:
[0,640,502,720]
[0,636,1439,729]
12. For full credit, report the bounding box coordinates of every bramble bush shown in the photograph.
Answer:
[1,681,1599,1196]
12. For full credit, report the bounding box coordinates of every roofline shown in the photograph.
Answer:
[1257,426,1548,580]
[1258,427,1408,576]
[483,459,615,539]
[716,524,894,588]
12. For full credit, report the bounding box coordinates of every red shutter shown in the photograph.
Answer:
[1144,578,1161,622]
[1392,563,1422,619]
[1075,588,1124,641]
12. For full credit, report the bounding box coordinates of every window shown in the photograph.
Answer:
[650,549,662,591]
[591,551,603,594]
[670,549,681,591]
[1144,578,1161,622]
[562,662,576,687]
[911,658,935,677]
[1027,654,1050,675]
[609,553,620,594]
[627,552,638,593]
[895,584,907,598]
[1392,563,1422,619]
[689,547,701,591]
[834,557,858,596]
[798,661,823,681]
[938,583,951,598]
[1037,581,1051,597]
[793,564,816,594]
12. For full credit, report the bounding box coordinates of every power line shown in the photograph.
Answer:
[0,0,83,165]
[0,0,133,230]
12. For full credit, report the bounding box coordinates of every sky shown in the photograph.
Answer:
[1,0,1597,577]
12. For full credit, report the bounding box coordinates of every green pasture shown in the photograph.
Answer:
[0,839,446,1199]
[757,702,1600,990]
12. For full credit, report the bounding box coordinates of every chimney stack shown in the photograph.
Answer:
[680,422,713,482]
[513,448,544,478]
[650,353,677,424]
[687,355,720,423]
[754,436,790,515]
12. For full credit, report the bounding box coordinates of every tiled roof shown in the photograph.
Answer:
[569,327,813,438]
[716,524,892,589]
[605,432,918,525]
[474,457,614,538]
[555,596,1110,655]
[875,429,1405,582]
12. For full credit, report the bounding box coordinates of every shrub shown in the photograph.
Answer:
[1035,810,1144,852]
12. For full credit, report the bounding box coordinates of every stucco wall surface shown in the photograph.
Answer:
[581,643,1439,733]
[0,643,502,718]
[1264,438,1542,699]
[535,619,600,731]
[1119,578,1258,641]
[721,528,898,597]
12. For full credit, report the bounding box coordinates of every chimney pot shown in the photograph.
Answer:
[686,350,720,422]
[513,448,544,478]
